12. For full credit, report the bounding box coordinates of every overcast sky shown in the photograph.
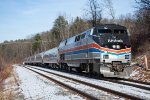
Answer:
[0,0,136,43]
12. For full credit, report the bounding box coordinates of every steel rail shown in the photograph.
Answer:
[119,78,150,85]
[102,78,150,91]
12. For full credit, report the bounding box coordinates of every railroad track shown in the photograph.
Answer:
[101,78,150,91]
[23,65,145,100]
[27,65,150,92]
[54,66,150,91]
[24,66,98,100]
[119,78,150,86]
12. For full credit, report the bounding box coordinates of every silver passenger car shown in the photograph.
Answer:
[43,47,59,67]
[34,52,44,65]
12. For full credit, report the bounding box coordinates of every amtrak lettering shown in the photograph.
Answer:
[108,39,123,43]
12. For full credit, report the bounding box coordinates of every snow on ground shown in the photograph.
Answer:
[28,65,150,100]
[13,64,84,100]
[27,66,122,100]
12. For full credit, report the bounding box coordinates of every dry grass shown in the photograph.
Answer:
[0,62,13,100]
[131,41,150,82]
[1,90,13,100]
[130,66,150,82]
[137,41,150,69]
[130,53,150,82]
[0,64,13,82]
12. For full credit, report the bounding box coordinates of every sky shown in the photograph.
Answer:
[0,0,136,43]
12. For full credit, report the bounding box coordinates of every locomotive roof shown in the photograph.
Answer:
[95,24,126,30]
[60,24,127,42]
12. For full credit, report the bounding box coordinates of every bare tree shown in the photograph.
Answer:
[86,0,103,26]
[104,0,115,21]
[135,0,150,10]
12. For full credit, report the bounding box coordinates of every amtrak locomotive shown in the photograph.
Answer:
[24,24,132,78]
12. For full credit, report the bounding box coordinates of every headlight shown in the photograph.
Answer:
[103,55,109,59]
[112,45,116,49]
[125,55,129,59]
[112,45,120,49]
[116,45,120,49]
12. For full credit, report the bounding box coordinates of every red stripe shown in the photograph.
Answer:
[59,43,131,54]
[60,43,91,54]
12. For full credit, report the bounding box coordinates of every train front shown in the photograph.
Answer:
[93,25,132,78]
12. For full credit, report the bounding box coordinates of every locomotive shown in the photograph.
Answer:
[24,24,132,78]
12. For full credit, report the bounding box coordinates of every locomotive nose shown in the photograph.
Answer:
[100,51,131,78]
[101,52,131,64]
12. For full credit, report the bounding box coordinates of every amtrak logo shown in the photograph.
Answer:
[108,39,123,43]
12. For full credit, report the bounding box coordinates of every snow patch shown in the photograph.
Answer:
[14,65,84,100]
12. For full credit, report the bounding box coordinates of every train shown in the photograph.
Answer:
[24,24,132,78]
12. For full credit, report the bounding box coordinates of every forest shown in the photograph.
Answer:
[0,0,150,70]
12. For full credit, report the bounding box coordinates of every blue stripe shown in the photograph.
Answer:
[88,48,104,53]
[65,48,102,55]
[107,52,131,55]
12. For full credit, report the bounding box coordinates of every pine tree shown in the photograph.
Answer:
[32,34,42,54]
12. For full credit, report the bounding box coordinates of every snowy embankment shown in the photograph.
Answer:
[130,66,150,82]
[130,54,150,82]
[28,65,150,100]
[13,64,84,100]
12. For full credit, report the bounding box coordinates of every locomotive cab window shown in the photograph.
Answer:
[98,29,112,33]
[75,35,81,42]
[97,29,112,38]
[114,30,127,34]
[113,29,128,38]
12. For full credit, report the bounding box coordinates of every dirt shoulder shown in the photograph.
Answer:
[0,65,24,100]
